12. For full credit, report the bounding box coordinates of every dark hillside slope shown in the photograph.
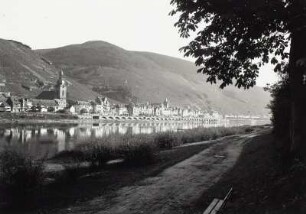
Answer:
[0,39,98,101]
[135,52,271,114]
[39,41,271,115]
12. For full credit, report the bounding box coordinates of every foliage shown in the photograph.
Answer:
[266,76,291,150]
[119,143,157,165]
[179,126,244,144]
[85,145,114,168]
[80,108,88,114]
[76,134,157,167]
[155,132,181,149]
[169,0,297,88]
[244,127,255,133]
[47,106,55,112]
[0,149,45,208]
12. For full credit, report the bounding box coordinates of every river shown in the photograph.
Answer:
[0,119,269,159]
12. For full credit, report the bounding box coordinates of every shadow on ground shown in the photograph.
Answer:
[186,132,306,214]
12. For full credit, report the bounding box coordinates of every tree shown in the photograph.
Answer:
[47,106,55,113]
[266,75,291,153]
[170,0,306,158]
[80,108,88,114]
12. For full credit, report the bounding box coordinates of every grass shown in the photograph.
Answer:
[0,149,45,209]
[73,134,158,167]
[50,126,251,168]
[154,126,252,149]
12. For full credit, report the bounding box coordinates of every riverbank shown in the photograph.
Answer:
[40,127,268,214]
[0,126,263,213]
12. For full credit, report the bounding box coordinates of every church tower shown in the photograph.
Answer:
[56,70,67,100]
[163,98,169,109]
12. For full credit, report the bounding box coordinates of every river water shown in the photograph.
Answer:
[0,119,269,159]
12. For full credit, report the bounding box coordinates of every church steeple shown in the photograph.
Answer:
[56,70,67,100]
[163,98,169,108]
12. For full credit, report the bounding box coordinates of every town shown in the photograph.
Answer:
[0,70,267,123]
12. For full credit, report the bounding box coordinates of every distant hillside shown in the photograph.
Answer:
[0,39,98,101]
[38,41,271,115]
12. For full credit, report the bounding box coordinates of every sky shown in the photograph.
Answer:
[0,0,278,87]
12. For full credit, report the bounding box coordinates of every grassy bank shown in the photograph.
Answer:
[51,126,253,167]
[0,125,255,212]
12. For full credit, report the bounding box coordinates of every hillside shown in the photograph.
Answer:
[0,39,98,101]
[38,41,271,115]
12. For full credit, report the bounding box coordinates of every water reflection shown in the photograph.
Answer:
[0,119,269,159]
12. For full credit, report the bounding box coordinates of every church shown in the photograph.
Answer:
[5,71,68,112]
[35,70,68,111]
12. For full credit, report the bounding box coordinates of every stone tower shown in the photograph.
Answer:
[56,70,67,100]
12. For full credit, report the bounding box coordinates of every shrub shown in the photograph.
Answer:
[154,132,180,149]
[244,127,254,133]
[0,149,45,209]
[85,145,114,168]
[266,77,290,151]
[53,150,85,163]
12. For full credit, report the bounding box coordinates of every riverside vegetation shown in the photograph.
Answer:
[0,125,254,211]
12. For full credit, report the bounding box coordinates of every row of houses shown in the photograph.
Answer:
[0,71,223,119]
[0,91,222,119]
[75,97,222,119]
[0,95,67,113]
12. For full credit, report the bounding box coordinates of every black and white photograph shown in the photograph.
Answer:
[0,0,305,213]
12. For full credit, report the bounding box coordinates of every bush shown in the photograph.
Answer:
[53,150,85,163]
[244,127,254,133]
[120,143,157,165]
[0,149,45,209]
[154,132,180,149]
[84,145,114,168]
[266,78,290,151]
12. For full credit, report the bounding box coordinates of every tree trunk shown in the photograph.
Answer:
[288,3,306,158]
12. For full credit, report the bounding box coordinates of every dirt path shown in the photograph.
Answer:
[59,133,260,214]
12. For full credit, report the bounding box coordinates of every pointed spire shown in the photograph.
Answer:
[57,70,65,86]
[59,70,63,80]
